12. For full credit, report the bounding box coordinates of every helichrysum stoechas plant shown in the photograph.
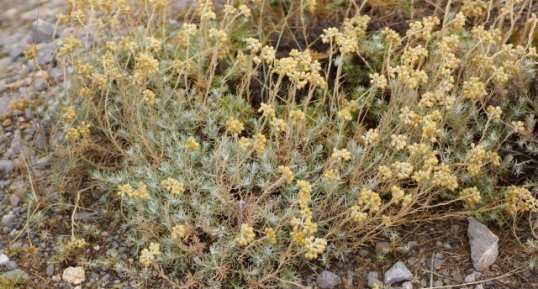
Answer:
[50,0,538,287]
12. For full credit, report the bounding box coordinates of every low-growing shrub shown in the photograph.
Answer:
[49,0,538,287]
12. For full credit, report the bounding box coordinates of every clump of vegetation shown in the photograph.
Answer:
[49,0,537,287]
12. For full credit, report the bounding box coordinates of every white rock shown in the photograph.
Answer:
[316,270,341,289]
[467,217,499,271]
[62,266,85,285]
[464,271,482,283]
[384,261,413,284]
[0,254,9,266]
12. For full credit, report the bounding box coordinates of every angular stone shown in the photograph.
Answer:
[0,160,14,173]
[62,266,85,285]
[1,214,15,225]
[384,261,413,284]
[467,217,499,271]
[367,271,384,288]
[464,271,482,283]
[316,270,341,289]
[31,19,55,43]
[0,254,9,266]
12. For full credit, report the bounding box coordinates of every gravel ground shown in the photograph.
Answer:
[0,1,536,289]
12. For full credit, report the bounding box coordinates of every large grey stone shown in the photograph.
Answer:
[316,270,341,289]
[384,261,413,284]
[31,19,55,43]
[467,217,499,271]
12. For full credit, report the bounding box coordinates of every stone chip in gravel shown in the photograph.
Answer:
[384,261,413,284]
[1,213,15,225]
[0,253,9,266]
[316,270,341,289]
[467,217,499,271]
[0,160,14,173]
[62,266,85,285]
[367,271,384,288]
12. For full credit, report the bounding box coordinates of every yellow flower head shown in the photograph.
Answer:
[161,178,185,195]
[226,117,245,135]
[185,137,200,152]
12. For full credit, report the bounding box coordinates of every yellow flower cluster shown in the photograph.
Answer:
[290,109,306,125]
[378,165,392,180]
[290,180,323,258]
[270,118,286,133]
[399,106,422,127]
[58,35,83,57]
[143,89,155,106]
[357,189,381,213]
[381,215,392,227]
[380,27,401,48]
[323,168,340,182]
[134,53,159,83]
[117,182,149,199]
[177,23,197,48]
[23,44,38,60]
[139,242,162,267]
[197,0,216,20]
[512,121,526,134]
[65,237,87,251]
[390,134,408,151]
[278,166,294,184]
[486,105,503,120]
[235,223,255,246]
[273,49,326,89]
[185,137,200,152]
[209,28,228,43]
[335,15,371,54]
[264,227,277,245]
[350,206,367,223]
[303,236,327,260]
[390,185,405,204]
[392,161,414,179]
[406,16,439,41]
[65,122,90,142]
[171,224,186,240]
[463,77,486,100]
[61,106,77,122]
[461,0,488,18]
[466,144,501,176]
[258,102,276,118]
[504,186,538,215]
[253,133,267,155]
[226,117,245,135]
[369,73,388,90]
[331,148,351,162]
[460,187,481,207]
[238,137,252,151]
[161,178,185,195]
[431,164,458,191]
[337,100,358,122]
[362,128,380,146]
